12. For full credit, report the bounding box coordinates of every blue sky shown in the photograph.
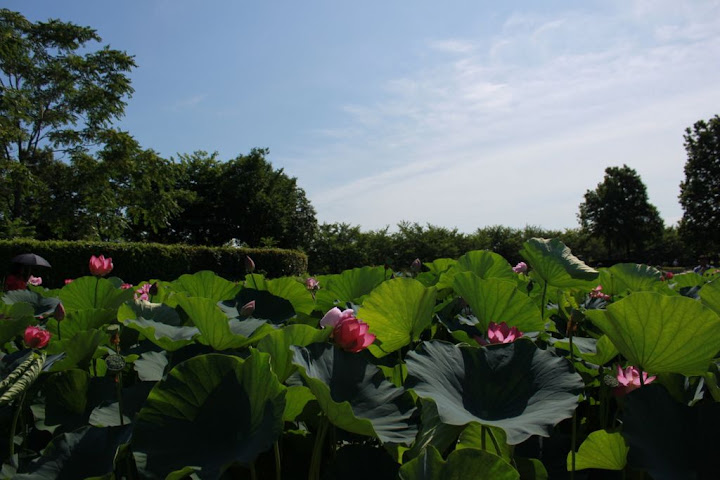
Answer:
[8,0,720,232]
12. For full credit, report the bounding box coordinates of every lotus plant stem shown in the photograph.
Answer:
[309,418,329,480]
[274,440,281,480]
[9,392,26,467]
[249,462,257,480]
[540,281,548,323]
[486,427,502,457]
[250,274,259,291]
[57,321,61,341]
[116,373,125,426]
[570,409,577,480]
[397,350,406,384]
[94,276,99,308]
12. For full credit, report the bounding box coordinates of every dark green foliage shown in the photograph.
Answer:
[679,115,720,256]
[578,165,664,259]
[0,239,307,287]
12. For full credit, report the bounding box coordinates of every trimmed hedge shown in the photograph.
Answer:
[0,240,307,288]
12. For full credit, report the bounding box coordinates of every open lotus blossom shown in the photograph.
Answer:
[320,307,376,352]
[305,277,319,291]
[89,255,113,276]
[512,262,528,274]
[24,326,51,349]
[135,283,151,301]
[475,321,523,345]
[614,365,656,396]
[589,285,611,301]
[121,283,133,289]
[28,275,42,286]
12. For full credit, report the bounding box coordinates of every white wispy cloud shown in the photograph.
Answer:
[171,94,207,111]
[305,0,720,232]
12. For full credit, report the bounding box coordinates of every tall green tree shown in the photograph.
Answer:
[578,165,664,258]
[0,9,135,234]
[679,115,720,255]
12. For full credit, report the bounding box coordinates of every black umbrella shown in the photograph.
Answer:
[11,253,51,268]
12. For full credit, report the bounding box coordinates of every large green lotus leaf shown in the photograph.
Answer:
[357,278,437,357]
[291,343,418,445]
[399,446,519,480]
[622,384,720,480]
[405,340,583,445]
[668,272,705,289]
[265,277,315,315]
[176,296,264,350]
[0,302,34,344]
[452,273,544,333]
[407,399,464,460]
[132,351,286,479]
[169,270,241,302]
[89,382,154,427]
[46,329,105,372]
[553,335,618,366]
[456,250,516,281]
[46,308,115,339]
[44,369,90,417]
[425,258,457,275]
[256,324,331,382]
[586,292,720,375]
[567,429,627,471]
[221,289,295,324]
[14,425,132,480]
[283,385,315,422]
[2,290,60,317]
[134,351,168,381]
[519,238,598,289]
[118,302,198,352]
[58,276,134,311]
[315,266,390,311]
[700,279,720,315]
[599,263,662,295]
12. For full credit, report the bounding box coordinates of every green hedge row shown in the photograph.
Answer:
[0,239,307,288]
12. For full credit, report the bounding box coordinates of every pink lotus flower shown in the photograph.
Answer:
[28,275,42,286]
[240,300,255,317]
[512,262,528,274]
[24,326,51,349]
[614,365,656,396]
[64,278,74,285]
[305,277,319,291]
[475,321,523,345]
[89,255,113,276]
[590,285,611,301]
[135,283,151,301]
[320,307,375,353]
[120,283,133,290]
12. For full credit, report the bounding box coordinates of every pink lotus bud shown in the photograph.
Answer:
[614,365,655,396]
[54,303,66,322]
[475,321,523,345]
[240,300,256,317]
[24,326,51,349]
[512,262,528,274]
[319,307,356,329]
[410,258,422,273]
[305,277,319,291]
[89,255,113,277]
[28,275,42,286]
[64,278,74,285]
[245,256,255,273]
[332,317,376,353]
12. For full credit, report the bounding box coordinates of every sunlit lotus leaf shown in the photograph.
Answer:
[2,290,59,317]
[598,264,662,296]
[169,270,241,302]
[132,351,286,479]
[46,308,115,339]
[519,238,598,289]
[265,277,315,315]
[283,385,315,422]
[315,266,390,312]
[58,276,133,311]
[256,324,330,382]
[357,278,437,357]
[551,335,618,366]
[176,296,271,350]
[667,272,705,289]
[291,343,418,445]
[14,425,132,480]
[567,430,628,471]
[700,279,720,316]
[452,273,544,333]
[118,302,197,352]
[456,422,511,461]
[425,258,457,275]
[399,446,519,480]
[0,302,34,344]
[586,292,720,375]
[622,384,720,480]
[456,250,516,281]
[405,340,583,444]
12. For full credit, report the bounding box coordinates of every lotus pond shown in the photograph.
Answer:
[1,238,719,479]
